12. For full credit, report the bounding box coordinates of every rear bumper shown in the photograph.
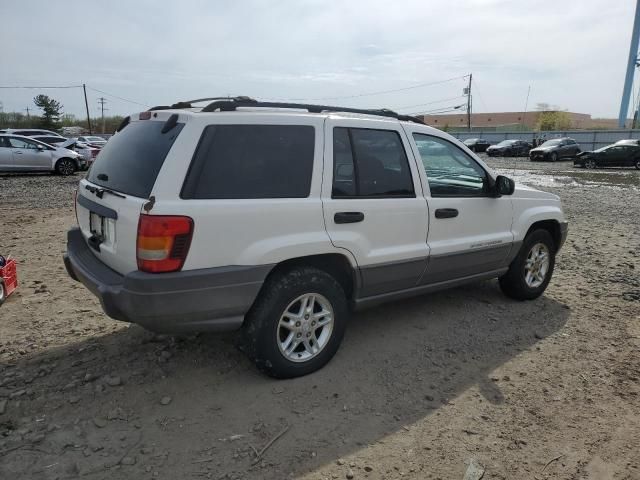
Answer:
[63,228,272,333]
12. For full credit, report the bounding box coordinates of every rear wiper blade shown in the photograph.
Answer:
[84,184,126,199]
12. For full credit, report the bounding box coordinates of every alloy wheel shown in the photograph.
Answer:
[58,160,75,175]
[585,159,596,169]
[524,243,550,288]
[277,293,334,363]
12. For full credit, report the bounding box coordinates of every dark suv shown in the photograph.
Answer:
[530,138,580,162]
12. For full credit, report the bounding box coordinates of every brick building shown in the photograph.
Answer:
[420,111,601,130]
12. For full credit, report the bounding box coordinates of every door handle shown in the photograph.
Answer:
[435,208,458,219]
[13,151,23,154]
[334,212,365,224]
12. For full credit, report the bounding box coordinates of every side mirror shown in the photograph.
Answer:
[36,144,44,150]
[495,175,515,196]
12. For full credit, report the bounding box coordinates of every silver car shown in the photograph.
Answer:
[0,134,85,175]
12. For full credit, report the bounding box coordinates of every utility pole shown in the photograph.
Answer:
[619,0,640,128]
[24,107,31,119]
[97,97,107,133]
[521,85,531,131]
[466,73,472,131]
[83,83,92,134]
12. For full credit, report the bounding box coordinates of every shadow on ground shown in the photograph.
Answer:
[0,280,569,479]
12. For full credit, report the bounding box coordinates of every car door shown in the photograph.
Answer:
[0,137,14,170]
[322,119,429,297]
[603,146,624,167]
[8,136,52,170]
[406,130,515,284]
[569,140,580,156]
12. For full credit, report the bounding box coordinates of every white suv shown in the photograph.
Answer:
[63,98,568,378]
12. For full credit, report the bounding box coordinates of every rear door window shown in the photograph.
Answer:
[87,120,184,198]
[331,127,414,198]
[181,125,315,199]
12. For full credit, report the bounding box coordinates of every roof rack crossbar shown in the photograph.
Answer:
[200,99,424,124]
[148,96,257,111]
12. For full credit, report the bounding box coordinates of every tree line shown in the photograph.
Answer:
[0,94,124,133]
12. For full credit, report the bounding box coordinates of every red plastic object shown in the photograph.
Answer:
[0,259,18,299]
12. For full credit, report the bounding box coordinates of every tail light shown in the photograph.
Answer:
[136,215,194,273]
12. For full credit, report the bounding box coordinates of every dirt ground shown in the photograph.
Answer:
[0,158,639,480]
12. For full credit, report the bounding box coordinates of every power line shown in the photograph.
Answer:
[408,104,467,116]
[395,95,467,111]
[85,86,149,108]
[0,85,82,89]
[269,74,470,102]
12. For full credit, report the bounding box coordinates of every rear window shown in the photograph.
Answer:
[181,125,315,199]
[87,120,184,198]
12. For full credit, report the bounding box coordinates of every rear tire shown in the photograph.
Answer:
[55,158,76,176]
[242,266,348,378]
[635,159,640,170]
[499,230,556,301]
[0,281,5,306]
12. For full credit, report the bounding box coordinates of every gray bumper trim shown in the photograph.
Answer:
[63,228,272,333]
[558,221,569,251]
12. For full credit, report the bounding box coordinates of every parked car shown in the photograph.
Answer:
[64,139,100,163]
[63,98,568,378]
[0,134,86,174]
[485,139,531,157]
[77,135,107,148]
[31,136,98,164]
[574,142,640,169]
[463,138,491,152]
[529,138,580,162]
[0,128,64,138]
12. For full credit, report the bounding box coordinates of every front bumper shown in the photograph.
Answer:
[529,151,548,161]
[63,228,272,333]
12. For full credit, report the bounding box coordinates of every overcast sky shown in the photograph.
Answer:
[0,0,634,119]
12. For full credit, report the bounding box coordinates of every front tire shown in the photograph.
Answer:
[499,230,556,300]
[550,152,558,162]
[635,158,640,170]
[0,281,5,306]
[55,158,76,176]
[585,158,597,169]
[242,267,348,378]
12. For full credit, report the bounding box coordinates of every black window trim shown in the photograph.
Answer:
[180,123,316,200]
[331,126,416,200]
[412,132,493,199]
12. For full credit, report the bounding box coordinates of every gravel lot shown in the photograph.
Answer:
[0,158,639,480]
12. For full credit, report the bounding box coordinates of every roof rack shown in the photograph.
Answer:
[200,98,425,124]
[148,96,256,111]
[149,96,424,124]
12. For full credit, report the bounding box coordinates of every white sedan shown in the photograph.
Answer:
[0,134,86,175]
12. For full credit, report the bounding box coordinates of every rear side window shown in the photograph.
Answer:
[87,120,184,198]
[181,125,315,199]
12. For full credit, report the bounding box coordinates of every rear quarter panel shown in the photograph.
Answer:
[151,113,340,269]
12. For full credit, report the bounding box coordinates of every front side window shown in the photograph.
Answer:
[413,133,488,197]
[332,127,414,198]
[182,124,315,199]
[8,137,38,149]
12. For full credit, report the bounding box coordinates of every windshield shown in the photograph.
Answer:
[496,140,516,146]
[540,139,562,147]
[463,138,478,144]
[86,120,184,198]
[593,146,610,153]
